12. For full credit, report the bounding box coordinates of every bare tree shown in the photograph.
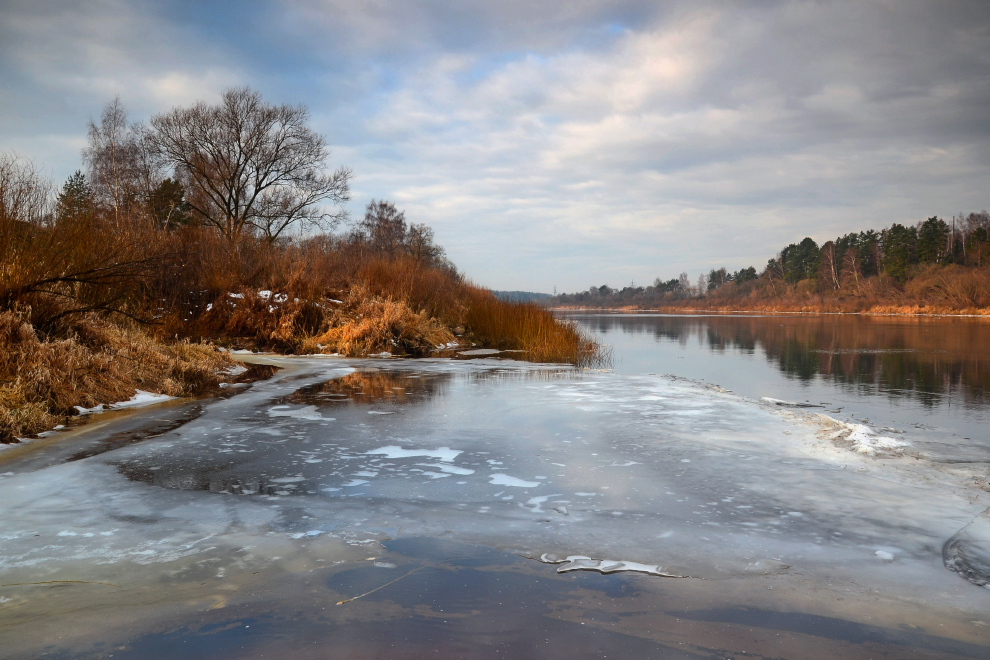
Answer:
[762,258,784,296]
[1,154,157,325]
[83,98,162,226]
[840,246,862,289]
[358,199,407,256]
[407,222,447,265]
[151,87,351,242]
[0,153,51,227]
[818,241,840,290]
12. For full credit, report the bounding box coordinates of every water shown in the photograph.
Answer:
[1,315,988,659]
[570,313,990,462]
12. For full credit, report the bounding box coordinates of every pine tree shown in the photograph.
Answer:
[55,171,93,222]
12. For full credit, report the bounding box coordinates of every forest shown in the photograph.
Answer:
[555,213,990,313]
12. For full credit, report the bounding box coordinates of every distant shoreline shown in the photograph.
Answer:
[552,306,990,319]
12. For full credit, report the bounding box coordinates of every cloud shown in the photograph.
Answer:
[1,0,988,290]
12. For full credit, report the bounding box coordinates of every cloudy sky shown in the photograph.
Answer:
[2,1,988,291]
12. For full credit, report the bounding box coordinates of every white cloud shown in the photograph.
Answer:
[2,0,988,290]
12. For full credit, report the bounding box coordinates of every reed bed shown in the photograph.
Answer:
[463,287,609,367]
[0,309,235,442]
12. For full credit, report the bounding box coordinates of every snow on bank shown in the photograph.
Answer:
[74,390,174,415]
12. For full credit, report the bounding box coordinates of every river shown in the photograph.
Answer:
[1,313,988,659]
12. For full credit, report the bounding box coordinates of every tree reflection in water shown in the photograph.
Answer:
[579,314,990,408]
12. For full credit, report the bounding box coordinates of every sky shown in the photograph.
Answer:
[1,0,988,292]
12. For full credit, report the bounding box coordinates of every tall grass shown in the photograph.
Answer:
[0,309,234,442]
[463,287,609,367]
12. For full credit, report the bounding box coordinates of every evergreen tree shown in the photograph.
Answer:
[780,237,820,282]
[916,216,949,264]
[55,170,93,222]
[147,178,191,229]
[881,223,917,281]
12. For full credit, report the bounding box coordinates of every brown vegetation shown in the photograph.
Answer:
[558,265,990,316]
[0,309,235,442]
[0,90,602,440]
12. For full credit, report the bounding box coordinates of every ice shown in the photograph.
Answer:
[1,355,988,647]
[489,474,540,488]
[760,397,822,408]
[268,405,334,421]
[539,554,686,577]
[364,446,463,462]
[522,495,561,513]
[415,463,474,475]
[943,509,990,587]
[845,423,909,454]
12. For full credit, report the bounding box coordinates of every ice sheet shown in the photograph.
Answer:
[1,355,988,648]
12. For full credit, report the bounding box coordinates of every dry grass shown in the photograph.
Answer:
[463,287,609,366]
[138,233,605,364]
[302,285,455,356]
[0,309,235,442]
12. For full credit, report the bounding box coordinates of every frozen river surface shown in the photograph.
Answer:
[1,352,989,658]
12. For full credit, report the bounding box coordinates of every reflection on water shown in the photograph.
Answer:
[277,369,453,407]
[579,314,990,407]
[570,313,990,458]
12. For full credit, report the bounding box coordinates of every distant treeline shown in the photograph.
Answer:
[492,291,552,303]
[553,213,990,312]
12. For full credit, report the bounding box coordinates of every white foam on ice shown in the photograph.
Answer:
[819,418,910,455]
[365,446,463,462]
[845,423,909,454]
[489,474,540,488]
